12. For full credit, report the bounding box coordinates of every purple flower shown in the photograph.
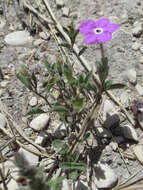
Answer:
[79,18,119,44]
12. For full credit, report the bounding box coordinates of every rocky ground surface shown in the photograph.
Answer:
[0,0,143,190]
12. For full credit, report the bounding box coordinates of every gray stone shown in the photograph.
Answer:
[62,7,70,17]
[133,144,143,164]
[0,113,6,128]
[132,42,140,50]
[93,163,118,189]
[54,123,67,139]
[30,113,50,131]
[18,145,39,165]
[109,141,118,151]
[29,96,38,107]
[135,84,143,95]
[4,31,33,46]
[35,131,47,146]
[75,180,98,190]
[103,100,119,128]
[121,125,138,141]
[127,68,137,84]
[132,21,143,37]
[56,0,65,7]
[137,112,143,129]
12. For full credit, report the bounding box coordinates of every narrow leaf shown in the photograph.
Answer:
[52,140,65,149]
[51,105,70,115]
[78,46,87,56]
[59,162,87,171]
[59,43,71,49]
[72,98,84,109]
[25,108,46,116]
[107,83,126,90]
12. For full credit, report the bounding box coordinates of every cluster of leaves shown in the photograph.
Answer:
[17,59,97,122]
[52,139,87,180]
[14,153,64,190]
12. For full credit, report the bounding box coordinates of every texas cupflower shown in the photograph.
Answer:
[79,18,119,44]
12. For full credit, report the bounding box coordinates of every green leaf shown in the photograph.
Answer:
[64,64,73,84]
[68,170,78,180]
[72,97,84,110]
[56,60,63,76]
[44,61,55,75]
[46,77,56,92]
[104,80,113,90]
[48,176,65,190]
[25,108,46,116]
[107,83,126,90]
[71,29,79,45]
[52,140,65,149]
[59,162,87,171]
[17,66,33,91]
[78,46,87,56]
[96,58,109,84]
[84,71,92,84]
[51,105,70,115]
[59,43,71,49]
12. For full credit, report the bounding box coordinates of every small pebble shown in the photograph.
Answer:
[62,7,70,17]
[30,113,50,131]
[139,56,143,64]
[127,68,137,84]
[29,96,38,107]
[132,42,140,50]
[135,84,143,95]
[56,0,65,8]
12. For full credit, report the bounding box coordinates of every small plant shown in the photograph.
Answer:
[16,17,126,190]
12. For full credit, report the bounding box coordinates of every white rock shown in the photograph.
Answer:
[62,7,70,17]
[121,125,138,141]
[137,112,143,129]
[93,163,118,189]
[0,19,6,30]
[120,91,129,106]
[133,144,143,164]
[39,31,50,40]
[139,56,143,64]
[56,0,65,7]
[33,39,44,46]
[18,145,39,165]
[30,113,49,131]
[109,141,118,151]
[127,68,137,84]
[132,21,143,37]
[132,42,140,50]
[135,84,143,95]
[4,31,33,46]
[62,179,71,190]
[140,45,143,54]
[35,131,47,146]
[103,100,119,128]
[96,127,112,138]
[0,81,9,87]
[0,113,6,128]
[7,178,19,190]
[29,96,38,106]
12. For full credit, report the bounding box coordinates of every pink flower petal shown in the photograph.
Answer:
[84,34,97,44]
[95,18,110,28]
[104,23,119,33]
[96,32,112,43]
[79,20,96,35]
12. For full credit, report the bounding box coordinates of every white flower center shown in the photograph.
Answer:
[94,28,103,34]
